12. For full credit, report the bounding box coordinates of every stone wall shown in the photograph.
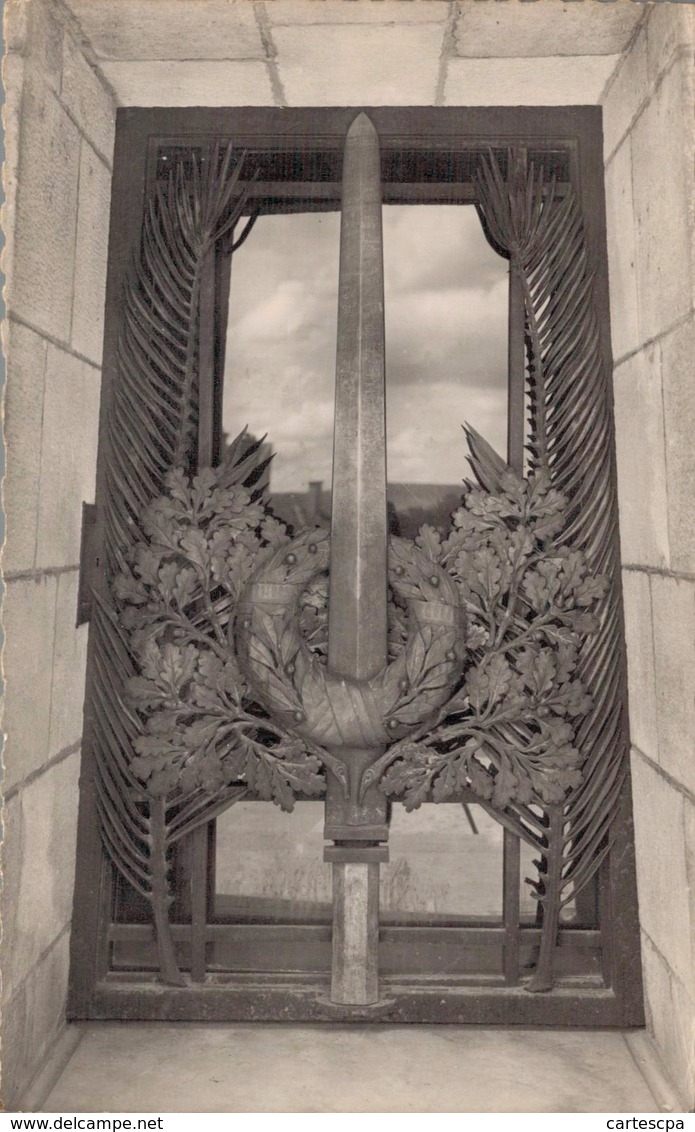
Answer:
[63,0,641,107]
[602,4,695,1109]
[1,0,115,1108]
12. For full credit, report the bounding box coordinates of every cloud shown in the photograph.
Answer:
[383,205,508,295]
[387,379,507,484]
[386,279,508,392]
[223,205,510,492]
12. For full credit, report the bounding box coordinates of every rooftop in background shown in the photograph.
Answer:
[270,481,463,539]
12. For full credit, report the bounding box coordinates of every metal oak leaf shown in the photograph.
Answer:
[373,439,606,994]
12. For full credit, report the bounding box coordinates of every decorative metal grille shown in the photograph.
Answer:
[70,108,642,1026]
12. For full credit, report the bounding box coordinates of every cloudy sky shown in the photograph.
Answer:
[223,205,509,492]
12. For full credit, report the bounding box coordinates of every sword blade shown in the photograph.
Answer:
[328,112,388,682]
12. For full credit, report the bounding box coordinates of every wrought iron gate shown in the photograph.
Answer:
[69,107,643,1025]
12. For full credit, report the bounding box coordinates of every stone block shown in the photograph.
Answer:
[0,931,72,1111]
[2,52,26,291]
[631,754,692,989]
[685,803,695,1013]
[2,575,57,793]
[1,978,33,1110]
[621,571,658,760]
[660,317,695,574]
[454,1,642,59]
[612,344,670,569]
[274,24,443,106]
[3,320,47,573]
[99,59,275,107]
[61,32,115,165]
[49,570,88,757]
[35,344,100,570]
[4,0,30,53]
[64,0,264,60]
[25,0,64,93]
[71,140,112,364]
[641,933,695,1111]
[266,1,449,25]
[0,753,80,1003]
[10,71,80,343]
[444,55,620,107]
[0,792,23,1005]
[631,60,694,344]
[651,575,695,796]
[604,139,640,361]
[646,2,695,88]
[601,23,648,162]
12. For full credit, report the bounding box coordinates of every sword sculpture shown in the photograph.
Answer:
[237,114,465,1006]
[324,112,390,1005]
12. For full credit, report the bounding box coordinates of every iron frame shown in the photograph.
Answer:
[68,106,643,1027]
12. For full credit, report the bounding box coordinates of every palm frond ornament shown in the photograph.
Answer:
[92,145,331,985]
[473,149,628,989]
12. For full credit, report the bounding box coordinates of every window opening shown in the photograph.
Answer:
[383,203,508,535]
[222,212,340,527]
[70,109,642,1027]
[219,201,512,939]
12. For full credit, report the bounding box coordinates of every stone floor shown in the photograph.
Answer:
[42,1024,660,1112]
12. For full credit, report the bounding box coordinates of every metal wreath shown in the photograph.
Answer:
[237,530,466,754]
